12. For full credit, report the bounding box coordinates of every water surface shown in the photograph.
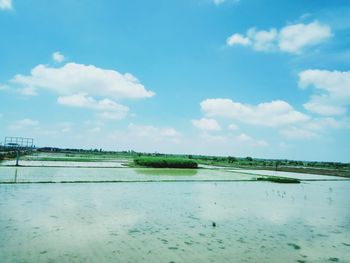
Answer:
[0,166,256,183]
[0,181,349,262]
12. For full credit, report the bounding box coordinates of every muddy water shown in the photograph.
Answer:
[0,181,349,262]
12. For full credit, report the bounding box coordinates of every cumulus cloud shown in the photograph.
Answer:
[201,98,310,127]
[52,51,65,63]
[0,84,9,90]
[226,34,251,46]
[0,0,12,10]
[228,123,239,130]
[299,69,350,116]
[304,117,343,131]
[11,63,155,99]
[192,118,221,131]
[57,93,129,120]
[17,87,37,96]
[128,123,182,143]
[279,21,332,53]
[227,20,332,54]
[247,28,278,51]
[8,118,39,130]
[280,127,317,139]
[200,132,268,148]
[236,133,268,147]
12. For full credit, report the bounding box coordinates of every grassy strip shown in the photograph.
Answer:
[257,176,300,184]
[134,157,198,169]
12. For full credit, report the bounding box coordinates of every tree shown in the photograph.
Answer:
[228,156,237,163]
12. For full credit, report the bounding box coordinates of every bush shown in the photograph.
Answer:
[257,177,300,184]
[134,157,198,169]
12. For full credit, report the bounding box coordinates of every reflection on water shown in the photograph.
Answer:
[135,168,198,177]
[1,160,125,167]
[229,169,346,180]
[0,167,256,182]
[0,181,349,262]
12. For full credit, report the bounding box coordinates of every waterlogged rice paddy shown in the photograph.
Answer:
[0,160,126,167]
[0,180,349,262]
[0,157,349,262]
[0,167,257,183]
[230,169,346,180]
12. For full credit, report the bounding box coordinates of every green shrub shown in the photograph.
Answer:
[134,157,198,169]
[257,177,300,184]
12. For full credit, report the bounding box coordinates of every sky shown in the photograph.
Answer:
[1,0,350,162]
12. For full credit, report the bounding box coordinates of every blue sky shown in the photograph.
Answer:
[1,0,350,162]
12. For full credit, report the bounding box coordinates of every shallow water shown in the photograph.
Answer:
[229,169,345,180]
[1,160,126,167]
[0,181,349,262]
[0,167,256,183]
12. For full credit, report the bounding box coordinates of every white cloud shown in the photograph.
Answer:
[279,21,332,53]
[228,123,238,130]
[0,0,12,10]
[11,62,155,99]
[280,127,317,139]
[303,101,345,116]
[0,84,9,90]
[304,117,342,131]
[199,132,268,147]
[98,111,128,120]
[299,69,350,116]
[57,93,129,120]
[227,20,332,54]
[247,28,278,51]
[17,87,37,96]
[88,126,101,133]
[192,118,221,131]
[201,98,310,127]
[9,119,39,130]
[236,133,268,147]
[226,34,251,46]
[128,123,181,143]
[52,51,65,63]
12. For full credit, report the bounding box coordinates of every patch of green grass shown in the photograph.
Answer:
[257,176,300,184]
[134,157,198,169]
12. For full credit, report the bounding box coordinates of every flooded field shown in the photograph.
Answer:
[1,180,349,262]
[0,166,257,183]
[0,160,126,167]
[229,169,346,180]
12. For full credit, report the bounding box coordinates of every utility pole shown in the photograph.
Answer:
[16,149,20,166]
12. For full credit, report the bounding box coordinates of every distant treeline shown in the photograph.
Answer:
[22,147,349,169]
[0,151,17,161]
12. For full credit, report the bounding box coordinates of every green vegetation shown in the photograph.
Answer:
[2,146,349,178]
[257,177,301,184]
[134,157,198,169]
